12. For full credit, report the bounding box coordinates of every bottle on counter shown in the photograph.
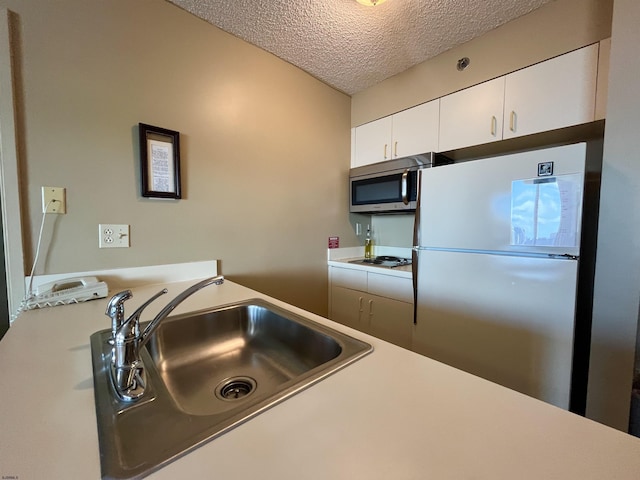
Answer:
[364,225,373,260]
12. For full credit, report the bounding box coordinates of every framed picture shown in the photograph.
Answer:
[139,123,181,199]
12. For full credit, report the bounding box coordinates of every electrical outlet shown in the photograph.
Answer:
[41,186,66,214]
[99,224,130,248]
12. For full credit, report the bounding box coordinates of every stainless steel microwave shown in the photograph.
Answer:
[349,153,449,214]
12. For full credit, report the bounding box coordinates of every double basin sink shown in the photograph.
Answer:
[90,298,372,479]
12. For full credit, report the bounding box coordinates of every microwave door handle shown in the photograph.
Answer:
[401,169,409,205]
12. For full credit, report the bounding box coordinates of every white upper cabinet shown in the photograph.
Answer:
[438,44,599,152]
[352,116,393,167]
[354,43,601,160]
[353,99,439,167]
[391,100,440,159]
[502,43,598,139]
[439,77,506,152]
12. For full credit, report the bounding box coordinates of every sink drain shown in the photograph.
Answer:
[214,376,257,401]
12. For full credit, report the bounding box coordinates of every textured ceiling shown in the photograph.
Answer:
[166,0,552,95]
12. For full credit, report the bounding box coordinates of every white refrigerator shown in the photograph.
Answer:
[411,142,601,412]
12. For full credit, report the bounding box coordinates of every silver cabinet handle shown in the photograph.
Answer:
[358,296,363,313]
[384,144,388,159]
[401,169,409,205]
[509,111,517,132]
[394,141,398,157]
[368,299,374,317]
[491,116,497,136]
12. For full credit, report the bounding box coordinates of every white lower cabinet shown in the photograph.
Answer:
[329,267,413,350]
[366,293,413,349]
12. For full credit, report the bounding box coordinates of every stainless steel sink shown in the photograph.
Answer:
[90,298,372,479]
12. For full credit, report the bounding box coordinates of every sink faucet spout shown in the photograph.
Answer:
[140,275,225,348]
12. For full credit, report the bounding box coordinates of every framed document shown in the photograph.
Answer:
[139,123,181,199]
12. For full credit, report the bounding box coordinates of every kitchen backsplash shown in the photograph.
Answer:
[328,246,412,261]
[371,215,414,248]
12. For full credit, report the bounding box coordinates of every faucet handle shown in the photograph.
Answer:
[106,290,133,337]
[106,290,132,312]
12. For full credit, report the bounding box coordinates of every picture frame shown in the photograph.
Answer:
[139,123,181,199]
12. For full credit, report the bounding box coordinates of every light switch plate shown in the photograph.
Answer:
[41,186,66,214]
[99,224,130,248]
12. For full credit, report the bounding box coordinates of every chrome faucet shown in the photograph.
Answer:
[105,290,132,339]
[104,275,225,401]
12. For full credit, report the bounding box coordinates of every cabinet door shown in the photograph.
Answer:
[353,116,393,167]
[330,286,367,333]
[368,295,413,350]
[503,44,598,139]
[391,100,439,158]
[439,77,505,152]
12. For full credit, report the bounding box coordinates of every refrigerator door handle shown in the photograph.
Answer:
[412,248,418,325]
[412,169,423,325]
[413,169,422,248]
[549,253,579,261]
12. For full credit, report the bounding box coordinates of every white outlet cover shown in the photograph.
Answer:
[99,224,130,248]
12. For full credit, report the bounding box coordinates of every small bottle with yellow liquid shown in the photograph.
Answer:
[364,225,373,260]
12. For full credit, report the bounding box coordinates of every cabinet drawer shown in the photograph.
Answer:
[330,267,367,291]
[367,273,413,303]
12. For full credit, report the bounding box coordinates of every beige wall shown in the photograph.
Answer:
[588,0,640,431]
[352,0,613,127]
[1,0,355,316]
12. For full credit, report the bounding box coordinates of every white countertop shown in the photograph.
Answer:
[2,277,640,479]
[328,257,412,278]
[327,246,412,279]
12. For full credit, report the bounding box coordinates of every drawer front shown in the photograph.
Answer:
[330,267,367,291]
[367,273,413,303]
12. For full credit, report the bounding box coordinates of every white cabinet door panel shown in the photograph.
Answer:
[368,296,413,350]
[439,77,505,152]
[353,117,393,167]
[392,100,439,158]
[330,286,365,332]
[503,44,598,139]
